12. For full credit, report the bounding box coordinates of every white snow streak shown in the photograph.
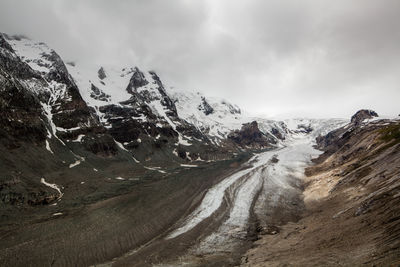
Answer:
[180,164,198,168]
[45,140,53,154]
[144,166,167,174]
[69,159,82,168]
[40,178,63,199]
[72,134,85,142]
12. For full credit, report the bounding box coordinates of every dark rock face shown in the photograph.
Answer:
[0,178,59,206]
[297,124,313,134]
[97,67,106,80]
[0,76,47,148]
[0,34,14,52]
[124,68,178,117]
[99,101,179,154]
[228,121,275,148]
[0,35,42,80]
[0,35,48,148]
[149,71,178,117]
[350,109,378,125]
[126,67,148,94]
[82,133,117,156]
[41,50,72,84]
[271,127,285,140]
[222,101,241,115]
[198,97,214,115]
[90,83,110,102]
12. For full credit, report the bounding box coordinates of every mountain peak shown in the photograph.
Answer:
[126,67,148,94]
[351,109,378,125]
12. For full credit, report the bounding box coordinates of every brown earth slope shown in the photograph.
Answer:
[243,118,400,266]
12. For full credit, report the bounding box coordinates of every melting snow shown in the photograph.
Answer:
[180,164,198,168]
[40,178,63,199]
[45,140,53,154]
[72,134,85,142]
[69,159,82,168]
[115,140,129,152]
[144,166,167,174]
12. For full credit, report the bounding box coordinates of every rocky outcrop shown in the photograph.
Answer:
[0,34,13,52]
[350,109,378,125]
[97,67,106,80]
[222,100,241,115]
[149,71,178,117]
[198,97,214,115]
[315,109,379,159]
[271,127,285,140]
[0,175,59,205]
[90,83,110,102]
[296,123,313,133]
[126,67,148,94]
[228,121,276,149]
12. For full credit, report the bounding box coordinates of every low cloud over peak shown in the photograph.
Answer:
[1,0,399,118]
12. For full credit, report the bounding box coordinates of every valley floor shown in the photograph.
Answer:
[3,123,399,267]
[111,134,321,266]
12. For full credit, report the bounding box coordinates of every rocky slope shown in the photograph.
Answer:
[243,111,400,266]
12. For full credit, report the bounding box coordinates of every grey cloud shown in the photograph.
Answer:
[0,0,399,118]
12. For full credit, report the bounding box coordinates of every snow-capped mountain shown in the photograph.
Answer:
[4,34,118,157]
[5,34,291,153]
[169,88,290,145]
[0,32,352,182]
[2,33,350,159]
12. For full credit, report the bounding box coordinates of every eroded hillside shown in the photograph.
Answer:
[243,112,400,266]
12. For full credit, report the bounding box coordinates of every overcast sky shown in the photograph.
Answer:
[1,0,399,118]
